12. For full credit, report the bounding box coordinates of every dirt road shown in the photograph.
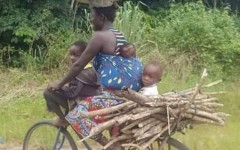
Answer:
[0,142,100,150]
[0,142,22,150]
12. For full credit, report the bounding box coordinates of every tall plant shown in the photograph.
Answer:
[115,2,148,45]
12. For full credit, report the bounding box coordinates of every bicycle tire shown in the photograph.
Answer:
[23,120,78,150]
[166,137,189,150]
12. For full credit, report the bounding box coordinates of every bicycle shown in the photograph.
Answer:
[23,120,189,150]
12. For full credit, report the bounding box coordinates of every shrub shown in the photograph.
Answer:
[0,0,88,72]
[149,2,240,77]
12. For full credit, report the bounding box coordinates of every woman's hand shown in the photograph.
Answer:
[47,81,62,91]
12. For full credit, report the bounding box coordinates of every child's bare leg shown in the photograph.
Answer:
[43,89,69,127]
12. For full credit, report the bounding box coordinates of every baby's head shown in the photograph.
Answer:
[69,41,87,64]
[142,61,163,87]
[119,43,136,58]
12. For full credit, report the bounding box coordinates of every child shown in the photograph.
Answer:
[115,43,136,58]
[62,41,101,100]
[111,60,163,137]
[139,60,163,96]
[44,41,101,127]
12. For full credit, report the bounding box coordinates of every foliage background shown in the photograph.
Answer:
[1,0,240,78]
[0,0,240,149]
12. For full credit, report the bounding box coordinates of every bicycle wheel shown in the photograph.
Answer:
[23,120,78,150]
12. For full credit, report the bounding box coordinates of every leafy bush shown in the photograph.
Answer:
[149,2,240,77]
[1,1,240,79]
[0,0,83,71]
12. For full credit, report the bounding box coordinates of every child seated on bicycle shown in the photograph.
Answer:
[44,41,101,127]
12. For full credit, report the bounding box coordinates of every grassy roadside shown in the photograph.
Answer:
[0,69,50,143]
[173,90,240,150]
[0,68,239,150]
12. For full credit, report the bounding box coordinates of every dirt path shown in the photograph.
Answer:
[0,142,22,150]
[0,142,100,150]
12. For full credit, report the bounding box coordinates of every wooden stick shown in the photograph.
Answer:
[138,137,152,145]
[132,107,150,114]
[184,113,224,125]
[167,104,171,134]
[194,94,210,100]
[184,69,207,109]
[104,135,133,149]
[186,109,224,123]
[194,98,218,103]
[131,107,165,120]
[138,118,157,128]
[168,107,178,118]
[133,120,160,137]
[151,114,173,123]
[103,110,129,120]
[120,88,150,106]
[202,103,224,108]
[137,124,164,141]
[81,101,133,117]
[171,69,208,132]
[121,130,132,134]
[122,143,141,150]
[161,80,222,99]
[70,0,75,9]
[141,126,168,150]
[147,96,187,103]
[202,80,222,88]
[121,118,147,132]
[90,115,131,137]
[180,80,222,93]
[204,91,226,95]
[213,112,231,118]
[190,105,214,113]
[146,100,189,107]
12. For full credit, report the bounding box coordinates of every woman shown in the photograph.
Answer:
[48,3,143,149]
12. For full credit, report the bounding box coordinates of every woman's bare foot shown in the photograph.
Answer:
[53,118,69,127]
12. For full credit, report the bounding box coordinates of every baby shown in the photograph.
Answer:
[115,43,136,58]
[139,60,163,96]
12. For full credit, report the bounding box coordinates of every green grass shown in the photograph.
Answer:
[172,91,240,150]
[0,68,239,150]
[156,70,240,150]
[0,96,52,142]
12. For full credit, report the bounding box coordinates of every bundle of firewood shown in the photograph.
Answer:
[81,70,229,150]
